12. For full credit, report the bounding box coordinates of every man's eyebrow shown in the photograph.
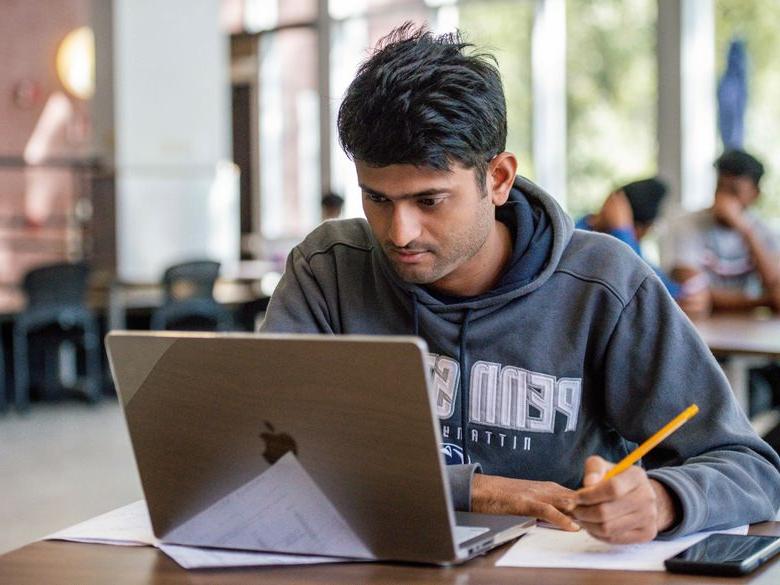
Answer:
[358,184,450,200]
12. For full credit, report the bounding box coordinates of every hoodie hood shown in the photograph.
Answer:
[374,175,574,312]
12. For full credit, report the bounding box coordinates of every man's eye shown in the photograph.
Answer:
[419,198,442,208]
[365,193,387,203]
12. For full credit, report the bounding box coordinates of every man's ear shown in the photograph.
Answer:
[750,186,761,206]
[488,152,518,206]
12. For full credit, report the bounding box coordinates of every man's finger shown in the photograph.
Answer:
[579,510,657,544]
[541,489,577,513]
[533,503,581,532]
[571,491,637,523]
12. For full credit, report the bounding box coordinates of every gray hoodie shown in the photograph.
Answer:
[260,176,780,537]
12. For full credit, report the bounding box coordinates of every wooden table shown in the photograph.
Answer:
[2,523,780,585]
[692,313,780,434]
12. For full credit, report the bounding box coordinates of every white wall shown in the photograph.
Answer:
[113,0,237,282]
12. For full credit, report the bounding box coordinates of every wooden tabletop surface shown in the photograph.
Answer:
[2,523,779,585]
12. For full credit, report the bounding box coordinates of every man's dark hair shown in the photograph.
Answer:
[321,192,344,210]
[715,149,765,187]
[620,178,668,226]
[337,23,506,192]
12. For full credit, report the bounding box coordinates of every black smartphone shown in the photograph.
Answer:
[665,533,780,576]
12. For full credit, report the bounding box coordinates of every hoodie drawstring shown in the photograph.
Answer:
[410,294,473,464]
[459,308,473,464]
[410,293,420,336]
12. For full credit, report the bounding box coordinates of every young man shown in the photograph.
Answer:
[665,150,780,315]
[260,26,780,544]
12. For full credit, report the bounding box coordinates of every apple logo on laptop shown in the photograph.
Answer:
[259,421,298,464]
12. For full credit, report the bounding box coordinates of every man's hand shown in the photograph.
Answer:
[572,456,679,544]
[596,190,634,231]
[472,473,580,531]
[678,287,711,317]
[712,194,749,233]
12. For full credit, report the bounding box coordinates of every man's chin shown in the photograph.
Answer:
[389,262,437,285]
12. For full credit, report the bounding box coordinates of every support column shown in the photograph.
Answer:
[657,0,717,212]
[532,0,567,207]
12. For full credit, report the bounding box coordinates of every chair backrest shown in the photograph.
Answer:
[22,262,90,309]
[161,260,221,303]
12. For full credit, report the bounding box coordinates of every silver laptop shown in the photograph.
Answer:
[106,331,532,564]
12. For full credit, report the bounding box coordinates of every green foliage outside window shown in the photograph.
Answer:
[566,0,656,218]
[458,0,535,180]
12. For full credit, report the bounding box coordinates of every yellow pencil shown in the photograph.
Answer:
[603,404,699,480]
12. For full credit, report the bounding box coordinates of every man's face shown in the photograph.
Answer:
[357,161,496,290]
[715,173,759,210]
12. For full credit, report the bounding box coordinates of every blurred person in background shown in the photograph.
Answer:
[577,178,709,313]
[321,192,345,221]
[665,150,780,317]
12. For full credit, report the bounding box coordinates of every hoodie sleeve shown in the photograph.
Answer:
[447,464,481,511]
[602,275,780,537]
[258,246,335,334]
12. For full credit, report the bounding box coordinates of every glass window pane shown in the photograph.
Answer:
[258,28,320,238]
[566,0,657,218]
[716,0,780,218]
[458,0,534,180]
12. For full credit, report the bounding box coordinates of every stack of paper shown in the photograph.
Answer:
[46,452,370,568]
[45,499,356,569]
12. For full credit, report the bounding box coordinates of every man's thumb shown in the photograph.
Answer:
[583,455,610,486]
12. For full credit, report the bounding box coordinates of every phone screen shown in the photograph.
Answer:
[666,534,780,576]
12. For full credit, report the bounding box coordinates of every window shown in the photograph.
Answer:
[458,0,535,180]
[235,0,667,242]
[258,27,320,238]
[566,0,657,218]
[716,0,780,218]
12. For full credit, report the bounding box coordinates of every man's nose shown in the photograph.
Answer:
[388,204,422,248]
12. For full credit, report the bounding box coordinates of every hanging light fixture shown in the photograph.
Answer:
[56,26,95,100]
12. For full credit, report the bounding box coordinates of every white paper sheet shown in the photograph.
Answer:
[496,524,748,571]
[158,543,355,569]
[164,452,373,559]
[46,500,157,547]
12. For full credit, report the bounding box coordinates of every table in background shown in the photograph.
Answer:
[693,312,780,434]
[107,260,278,331]
[1,523,779,585]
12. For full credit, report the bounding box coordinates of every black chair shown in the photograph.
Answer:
[150,260,233,331]
[13,262,102,410]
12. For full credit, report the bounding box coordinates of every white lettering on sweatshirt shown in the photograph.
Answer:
[429,353,581,433]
